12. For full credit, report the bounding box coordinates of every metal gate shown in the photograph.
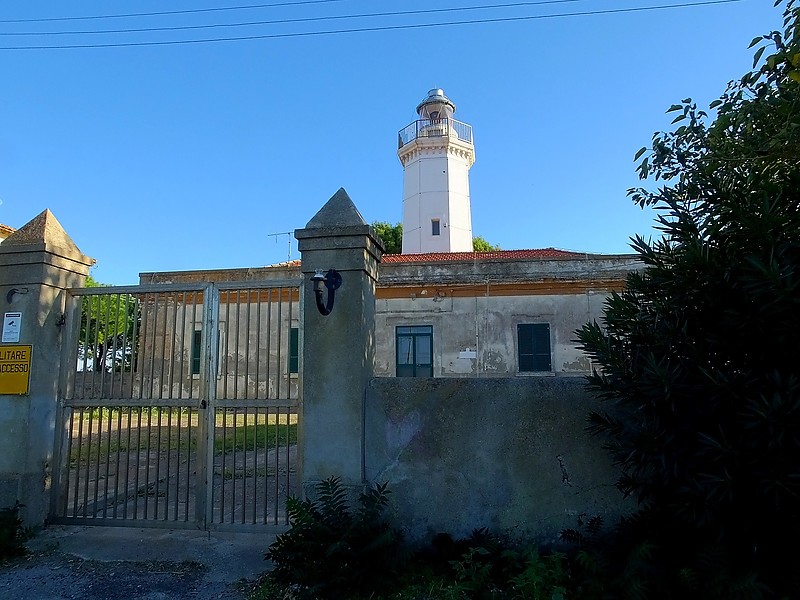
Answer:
[50,280,302,531]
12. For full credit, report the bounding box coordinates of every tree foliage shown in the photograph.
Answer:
[472,235,501,252]
[372,221,500,253]
[80,275,139,372]
[576,2,800,596]
[372,221,403,253]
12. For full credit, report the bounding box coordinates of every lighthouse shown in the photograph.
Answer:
[397,88,475,254]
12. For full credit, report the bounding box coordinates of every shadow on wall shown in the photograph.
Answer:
[364,376,627,545]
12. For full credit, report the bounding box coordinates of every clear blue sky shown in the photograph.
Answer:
[0,0,785,285]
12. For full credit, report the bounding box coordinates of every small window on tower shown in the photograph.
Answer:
[431,219,441,236]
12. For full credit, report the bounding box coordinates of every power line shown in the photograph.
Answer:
[0,1,586,37]
[0,0,354,24]
[0,0,745,51]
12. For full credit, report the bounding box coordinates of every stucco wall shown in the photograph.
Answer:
[364,377,629,546]
[375,291,608,377]
[378,255,640,286]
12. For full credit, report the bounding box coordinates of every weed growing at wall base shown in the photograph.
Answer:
[264,476,407,600]
[259,505,614,600]
[0,502,32,558]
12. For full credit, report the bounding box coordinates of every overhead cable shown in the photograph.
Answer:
[0,0,587,36]
[0,0,745,51]
[0,0,354,24]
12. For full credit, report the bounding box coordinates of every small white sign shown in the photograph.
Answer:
[458,348,477,360]
[2,312,22,343]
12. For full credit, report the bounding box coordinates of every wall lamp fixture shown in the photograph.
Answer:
[311,269,342,316]
[6,287,28,303]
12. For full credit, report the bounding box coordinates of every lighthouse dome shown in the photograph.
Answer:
[416,88,456,120]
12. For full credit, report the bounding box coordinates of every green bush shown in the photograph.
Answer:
[561,511,783,600]
[264,476,407,600]
[261,490,583,600]
[575,2,800,597]
[399,529,579,600]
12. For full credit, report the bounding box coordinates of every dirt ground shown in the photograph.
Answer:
[0,526,276,600]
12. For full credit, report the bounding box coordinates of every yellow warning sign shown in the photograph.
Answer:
[0,345,32,395]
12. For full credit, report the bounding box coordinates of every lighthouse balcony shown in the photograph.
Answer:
[398,118,473,149]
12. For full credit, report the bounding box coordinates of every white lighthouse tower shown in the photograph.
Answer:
[398,88,475,254]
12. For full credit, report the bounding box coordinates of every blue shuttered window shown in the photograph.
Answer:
[517,323,551,372]
[289,327,299,374]
[191,329,202,375]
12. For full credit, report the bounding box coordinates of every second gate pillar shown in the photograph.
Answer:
[295,188,384,495]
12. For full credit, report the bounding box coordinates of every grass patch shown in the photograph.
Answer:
[68,411,297,466]
[213,423,298,455]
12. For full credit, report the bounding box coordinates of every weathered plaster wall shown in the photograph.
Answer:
[373,255,638,377]
[364,377,629,545]
[375,291,606,377]
[378,255,640,286]
[139,264,299,285]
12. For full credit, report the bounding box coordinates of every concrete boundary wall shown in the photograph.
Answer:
[364,377,630,545]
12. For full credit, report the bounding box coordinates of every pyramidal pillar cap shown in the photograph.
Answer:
[304,188,367,229]
[0,208,93,265]
[295,188,384,262]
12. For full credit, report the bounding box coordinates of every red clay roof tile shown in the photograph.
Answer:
[380,248,584,263]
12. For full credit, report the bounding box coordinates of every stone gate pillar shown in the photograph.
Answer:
[295,189,383,494]
[0,210,93,525]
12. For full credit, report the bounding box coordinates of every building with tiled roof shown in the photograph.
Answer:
[141,244,638,378]
[372,247,637,377]
[141,90,639,378]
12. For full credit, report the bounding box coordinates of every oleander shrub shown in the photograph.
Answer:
[576,4,800,596]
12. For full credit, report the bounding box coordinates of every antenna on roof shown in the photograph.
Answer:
[267,231,294,263]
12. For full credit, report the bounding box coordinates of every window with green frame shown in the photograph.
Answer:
[190,326,223,376]
[289,327,299,374]
[191,329,202,375]
[517,323,551,372]
[396,325,433,377]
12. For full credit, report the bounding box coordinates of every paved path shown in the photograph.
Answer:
[0,525,277,599]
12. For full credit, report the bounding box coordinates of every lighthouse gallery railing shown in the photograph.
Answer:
[398,118,473,149]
